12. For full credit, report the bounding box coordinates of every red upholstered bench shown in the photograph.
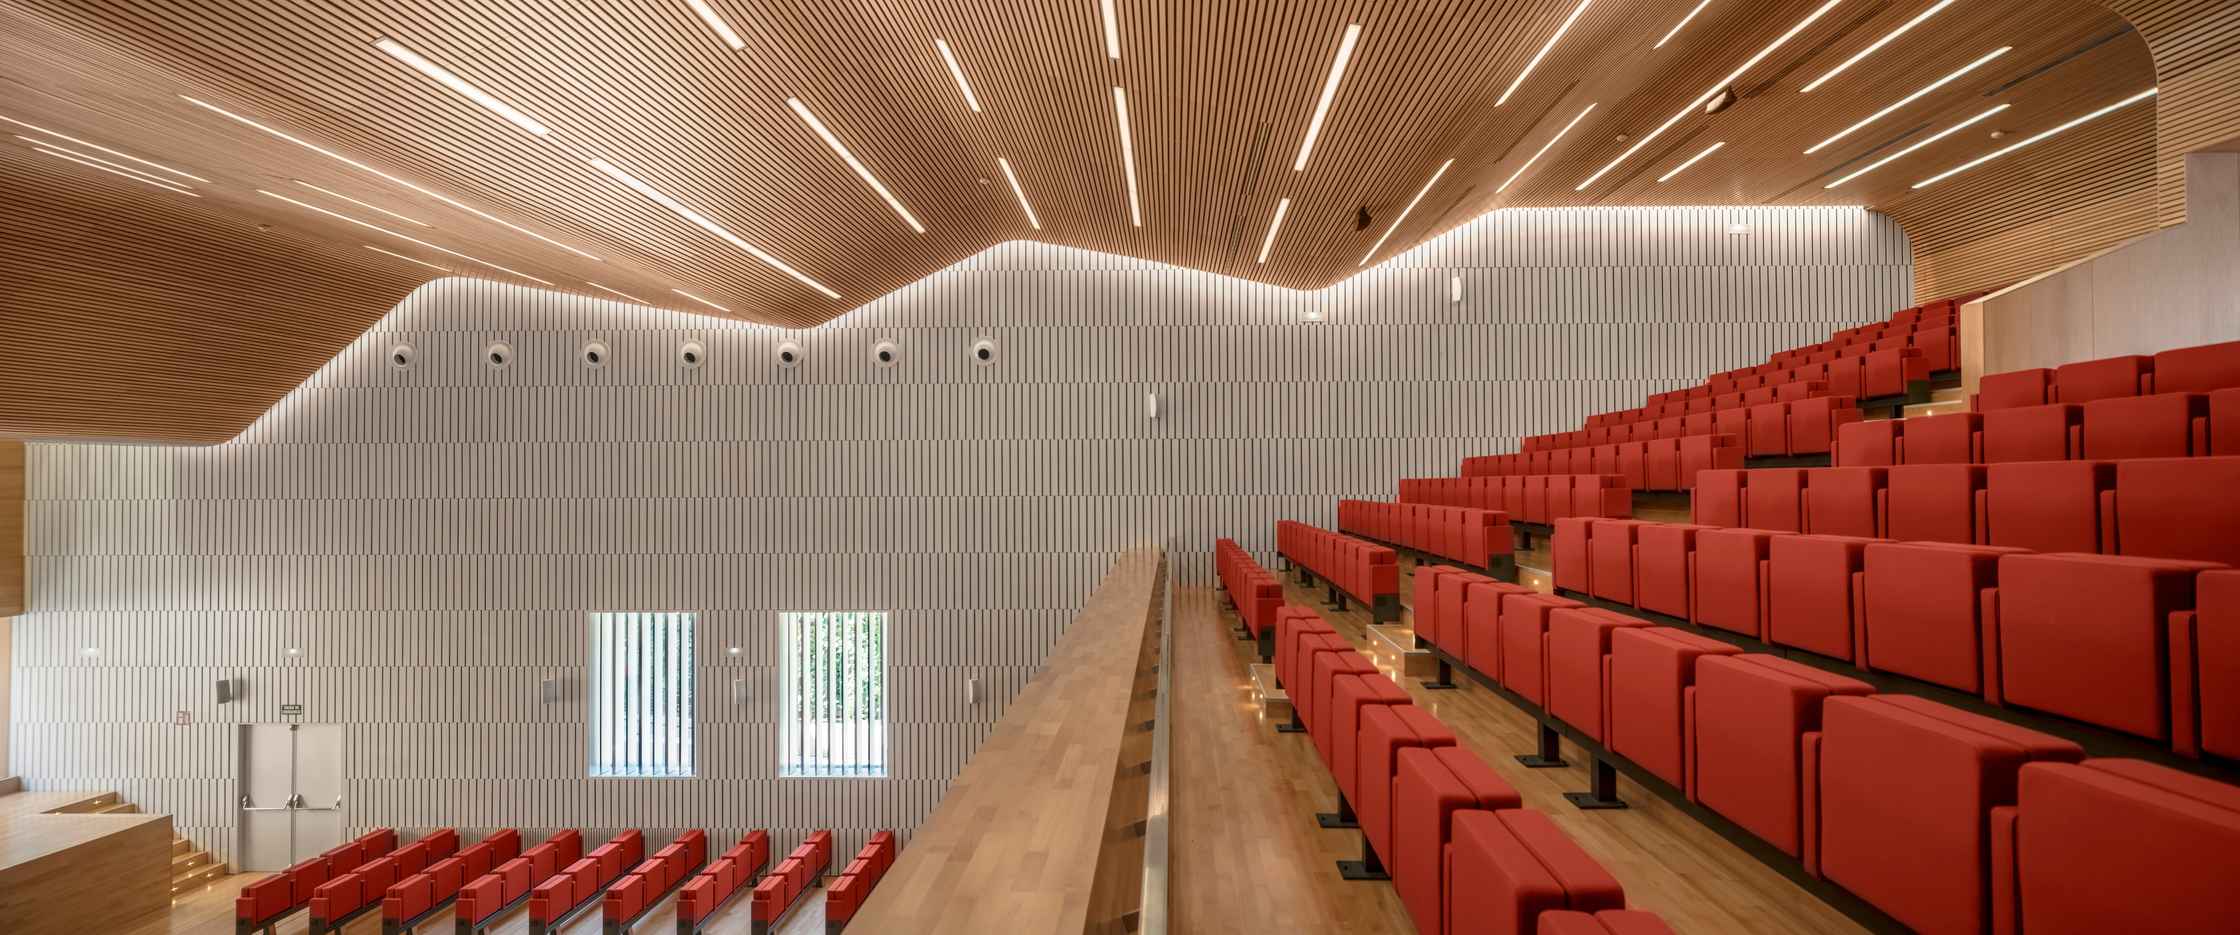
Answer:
[1443,809,1625,935]
[1989,552,2226,744]
[1393,746,1522,933]
[1689,654,1873,855]
[1606,628,1741,790]
[1994,759,2240,934]
[1814,695,2081,934]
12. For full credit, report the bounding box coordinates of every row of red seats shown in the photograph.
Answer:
[1841,394,2239,465]
[824,832,898,930]
[1399,475,1630,525]
[750,831,832,933]
[1976,339,2240,411]
[1515,394,1862,468]
[1335,499,1516,579]
[306,829,455,931]
[1276,520,1401,622]
[527,829,643,930]
[234,828,396,933]
[600,829,706,929]
[1691,459,2240,568]
[1268,604,1677,935]
[676,831,772,931]
[1558,377,1845,441]
[381,828,518,929]
[1550,515,2239,759]
[1409,561,2238,934]
[1216,537,1285,658]
[456,829,583,931]
[1463,437,1741,492]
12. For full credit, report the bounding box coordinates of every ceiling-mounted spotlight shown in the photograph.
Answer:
[1704,87,1738,115]
[1354,206,1372,232]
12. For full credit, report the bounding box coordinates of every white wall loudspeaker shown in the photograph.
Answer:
[776,341,803,368]
[970,338,998,366]
[388,344,415,370]
[582,341,610,369]
[678,341,706,369]
[873,341,901,367]
[484,341,514,369]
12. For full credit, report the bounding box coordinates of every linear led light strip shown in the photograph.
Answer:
[293,179,430,226]
[31,144,198,196]
[258,189,551,284]
[375,39,550,136]
[1101,0,1122,59]
[1800,0,1955,94]
[1824,103,2007,189]
[997,157,1041,229]
[1497,102,1597,193]
[1256,197,1291,264]
[1657,140,1725,182]
[587,157,840,298]
[1114,87,1142,227]
[935,39,982,113]
[1294,24,1362,171]
[671,288,730,312]
[1359,158,1454,266]
[1914,88,2156,189]
[1576,0,1845,191]
[686,0,746,50]
[1498,0,1593,107]
[180,95,600,260]
[0,114,209,182]
[788,98,924,233]
[364,244,448,271]
[1804,46,2009,154]
[586,281,648,304]
[1654,0,1714,50]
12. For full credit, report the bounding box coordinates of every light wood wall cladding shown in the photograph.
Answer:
[0,0,2175,443]
[0,811,171,935]
[7,207,1907,864]
[2101,0,2240,226]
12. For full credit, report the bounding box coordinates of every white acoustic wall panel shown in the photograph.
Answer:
[11,206,1907,861]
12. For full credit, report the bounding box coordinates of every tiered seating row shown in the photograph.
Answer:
[1518,388,1863,464]
[379,828,516,932]
[308,830,456,934]
[600,829,706,932]
[1467,433,1746,493]
[1215,538,1287,660]
[456,829,584,933]
[823,831,898,931]
[1335,499,1517,581]
[749,830,831,935]
[235,828,397,934]
[1550,515,2239,760]
[1689,457,2240,568]
[1399,475,1631,525]
[675,831,771,933]
[1276,520,1401,623]
[1266,602,1677,935]
[527,829,643,933]
[1407,560,2240,934]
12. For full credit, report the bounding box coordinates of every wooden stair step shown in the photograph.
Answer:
[172,850,209,872]
[171,858,226,893]
[172,836,193,856]
[93,802,139,814]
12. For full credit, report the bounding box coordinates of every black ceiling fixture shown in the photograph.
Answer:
[1355,206,1373,231]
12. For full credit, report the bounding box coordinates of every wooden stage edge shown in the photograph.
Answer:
[0,789,174,935]
[846,546,1167,934]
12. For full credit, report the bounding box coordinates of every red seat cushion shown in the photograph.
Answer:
[2179,570,2240,759]
[1980,404,2079,462]
[1692,470,1744,527]
[1463,580,1532,680]
[1632,523,1708,620]
[1804,467,1884,538]
[1356,706,1457,868]
[1860,542,2026,693]
[1982,460,2112,554]
[1766,533,1876,661]
[2114,456,2240,567]
[1976,369,2051,411]
[1606,627,1741,789]
[2010,760,2240,934]
[1883,463,1983,545]
[1692,527,1777,637]
[1393,747,1522,935]
[1587,519,1646,605]
[1741,468,1807,533]
[1787,396,1859,455]
[2084,393,2207,459]
[1497,593,1584,704]
[2055,354,2151,404]
[2151,339,2240,393]
[1691,654,1873,855]
[1443,810,1625,935]
[1995,552,2224,740]
[1900,412,1979,465]
[1326,672,1412,803]
[1546,607,1654,741]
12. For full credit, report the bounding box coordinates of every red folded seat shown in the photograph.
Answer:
[1307,648,1379,751]
[1746,401,1790,456]
[1393,747,1523,935]
[1994,759,2240,934]
[1546,608,1655,742]
[1690,654,1873,853]
[1974,368,2052,411]
[1464,579,1535,681]
[1412,565,1468,654]
[1552,516,1594,594]
[1433,569,1496,660]
[1788,396,1860,455]
[1765,533,1877,661]
[1632,523,1711,620]
[2172,569,2240,759]
[2054,354,2151,403]
[1497,593,1586,705]
[1990,552,2225,742]
[1443,809,1625,935]
[1691,470,1744,528]
[1815,695,2081,935]
[1606,627,1742,789]
[826,873,865,925]
[2150,339,2240,394]
[1691,528,1779,637]
[1675,433,1742,490]
[2113,456,2240,567]
[1835,419,1901,467]
[1899,411,1980,465]
[1862,347,1929,399]
[1642,438,1683,491]
[1883,464,1983,545]
[1859,542,2027,693]
[1356,706,1458,872]
[1326,672,1413,807]
[1586,519,1647,605]
[1981,460,2113,553]
[1741,468,1807,533]
[1276,607,1338,694]
[2084,392,2209,458]
[1803,467,1884,538]
[1979,404,2080,462]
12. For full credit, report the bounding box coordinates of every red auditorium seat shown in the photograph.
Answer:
[1606,627,1741,789]
[1326,672,1413,804]
[1788,396,1860,455]
[1824,355,1866,401]
[1804,467,1884,538]
[2114,457,2240,567]
[1692,469,1744,527]
[2151,338,2240,394]
[1692,527,1777,637]
[1413,565,1469,653]
[1546,607,1653,741]
[1690,654,1872,854]
[1915,324,1957,372]
[2172,569,2240,759]
[1746,401,1789,456]
[1884,463,1984,544]
[1900,411,1979,465]
[2084,392,2209,458]
[1465,579,1534,681]
[1765,533,1876,661]
[1393,746,1523,935]
[1995,760,2240,934]
[1815,696,2082,935]
[1275,607,1337,694]
[1643,438,1682,490]
[1587,518,1646,605]
[1980,403,2081,462]
[1991,552,2225,742]
[1862,347,1929,400]
[1357,705,1458,872]
[2054,354,2152,403]
[1675,433,1742,489]
[1859,542,2026,693]
[1742,468,1807,533]
[1434,569,1496,662]
[1498,593,1585,705]
[1975,369,2052,411]
[1981,460,2112,553]
[1633,523,1711,620]
[2217,388,2240,455]
[1538,909,1677,935]
[1443,809,1625,935]
[1553,516,1593,594]
[1308,649,1379,751]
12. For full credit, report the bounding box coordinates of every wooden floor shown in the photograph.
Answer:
[125,870,829,935]
[1169,552,1865,935]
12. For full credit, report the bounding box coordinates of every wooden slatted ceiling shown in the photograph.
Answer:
[0,0,2209,444]
[2102,0,2240,225]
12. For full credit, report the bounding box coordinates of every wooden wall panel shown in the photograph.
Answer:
[5,207,1907,862]
[2099,0,2240,225]
[0,812,171,935]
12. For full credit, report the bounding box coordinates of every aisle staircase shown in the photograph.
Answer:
[44,790,227,895]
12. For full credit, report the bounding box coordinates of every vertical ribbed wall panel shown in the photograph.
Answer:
[10,206,1906,863]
